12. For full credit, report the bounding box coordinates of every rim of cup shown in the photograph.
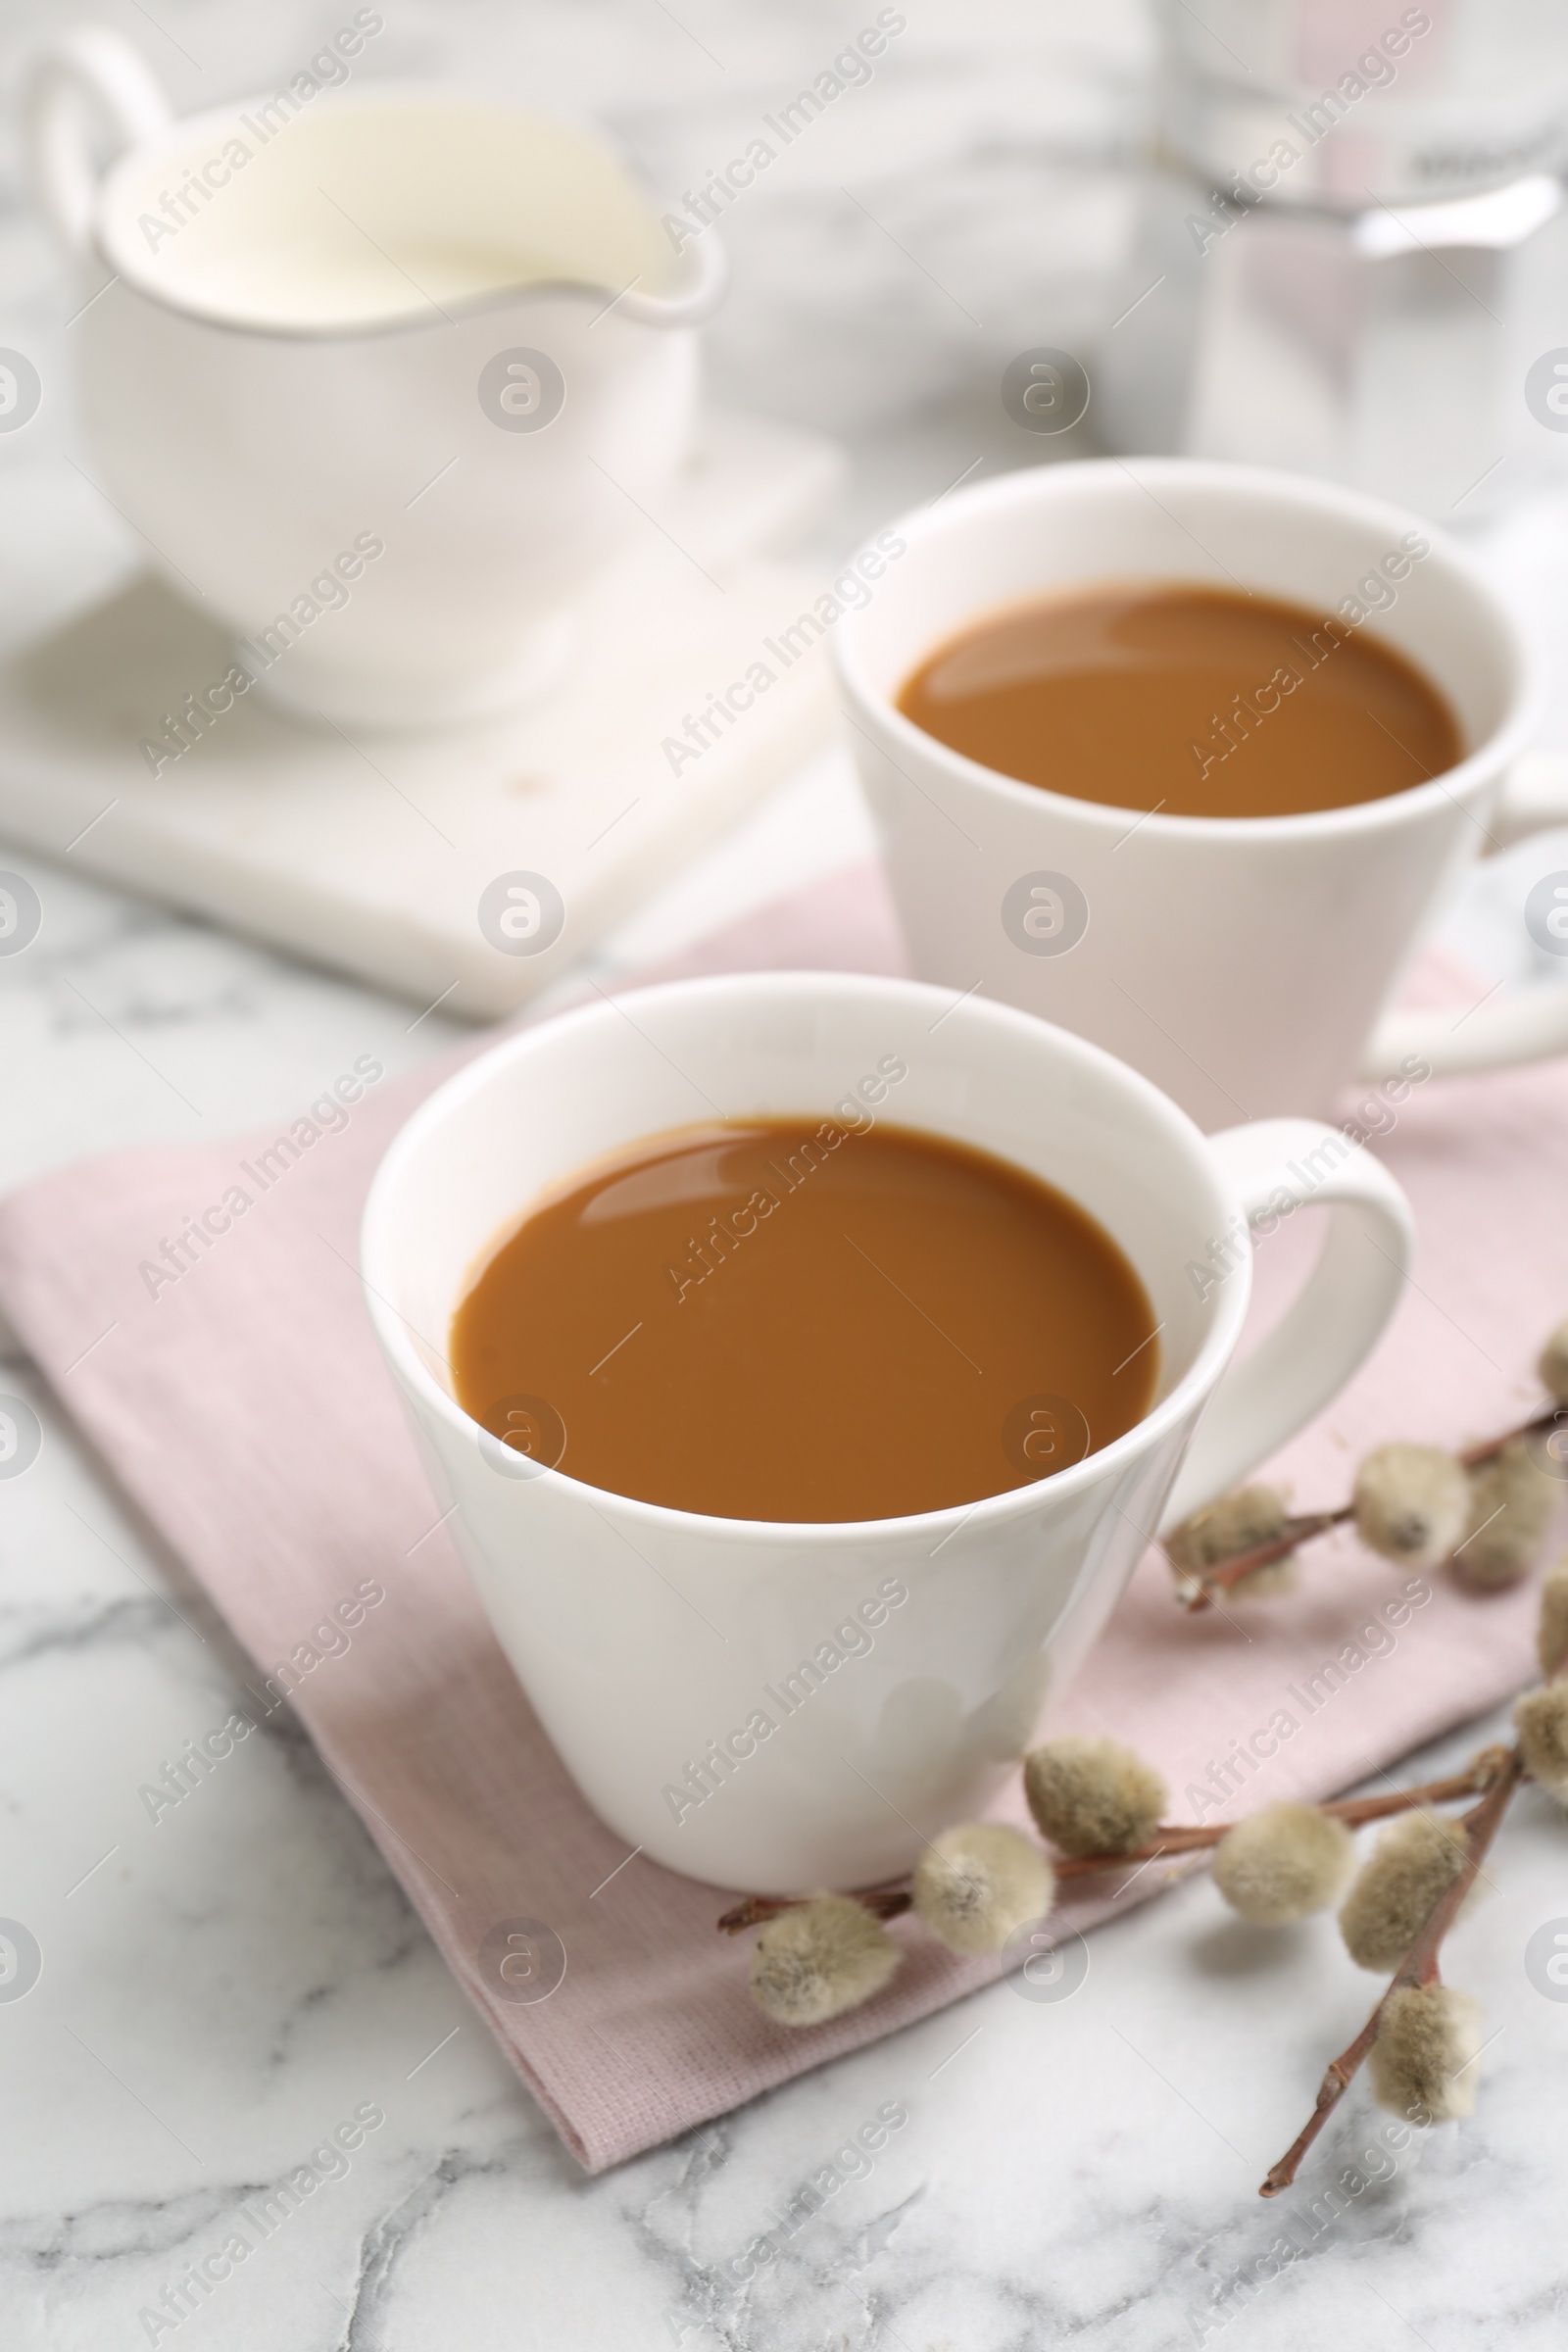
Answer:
[833,457,1543,842]
[360,970,1255,1545]
[89,84,727,338]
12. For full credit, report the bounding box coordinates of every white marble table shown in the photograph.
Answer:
[4,5,1568,2347]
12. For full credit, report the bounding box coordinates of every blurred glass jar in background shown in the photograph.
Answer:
[1096,0,1568,517]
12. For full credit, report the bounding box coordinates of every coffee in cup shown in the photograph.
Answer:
[451,1113,1158,1522]
[896,578,1461,821]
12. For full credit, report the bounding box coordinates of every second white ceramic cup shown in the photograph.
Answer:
[835,459,1568,1132]
[362,971,1411,1891]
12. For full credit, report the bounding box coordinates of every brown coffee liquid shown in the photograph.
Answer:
[897,581,1462,819]
[449,1117,1157,1522]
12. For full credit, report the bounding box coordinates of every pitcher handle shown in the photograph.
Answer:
[1159,1117,1412,1531]
[25,27,171,258]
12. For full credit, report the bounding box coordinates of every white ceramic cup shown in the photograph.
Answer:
[834,459,1568,1133]
[361,970,1412,1891]
[25,26,723,728]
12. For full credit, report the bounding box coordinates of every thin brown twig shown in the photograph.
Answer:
[1456,1403,1565,1473]
[716,1886,912,1936]
[1171,1402,1565,1610]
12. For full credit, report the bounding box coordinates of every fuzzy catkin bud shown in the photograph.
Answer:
[1538,1320,1568,1407]
[1210,1803,1353,1925]
[1453,1443,1558,1591]
[1023,1737,1167,1858]
[1338,1811,1473,1971]
[1367,1984,1484,2123]
[911,1823,1054,1955]
[1164,1485,1297,1596]
[749,1894,901,2027]
[1352,1444,1470,1569]
[1514,1685,1568,1797]
[1221,1554,1300,1600]
[1539,1557,1568,1678]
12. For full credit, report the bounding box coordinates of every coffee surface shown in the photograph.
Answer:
[450,1117,1157,1522]
[897,581,1462,819]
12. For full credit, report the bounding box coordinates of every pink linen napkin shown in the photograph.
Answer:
[0,862,1561,2173]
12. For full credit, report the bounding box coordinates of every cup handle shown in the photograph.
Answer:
[1359,752,1568,1084]
[25,27,171,258]
[1157,1117,1413,1532]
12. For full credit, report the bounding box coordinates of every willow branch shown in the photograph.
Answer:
[1172,1402,1564,1609]
[713,1753,1509,1932]
[1173,1510,1342,1607]
[1051,1755,1507,1878]
[1258,1749,1525,2197]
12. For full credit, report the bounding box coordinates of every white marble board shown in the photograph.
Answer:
[0,409,844,1016]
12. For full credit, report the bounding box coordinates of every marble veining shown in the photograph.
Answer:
[3,2,1568,2346]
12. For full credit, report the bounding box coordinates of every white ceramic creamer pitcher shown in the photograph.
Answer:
[25,26,725,727]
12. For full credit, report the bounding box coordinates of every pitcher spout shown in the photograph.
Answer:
[609,223,726,328]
